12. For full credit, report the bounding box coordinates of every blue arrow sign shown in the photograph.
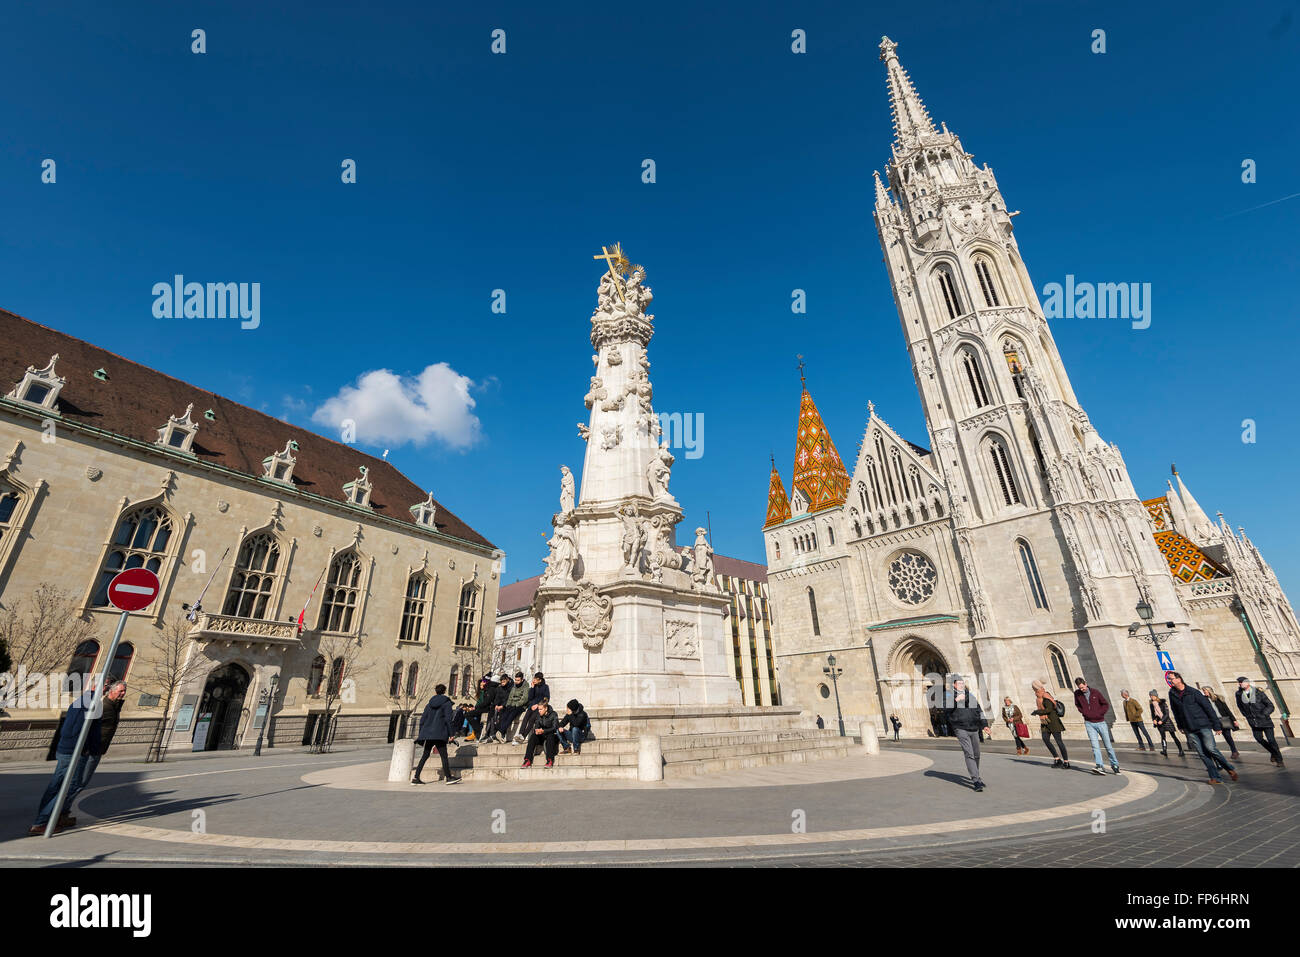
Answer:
[1156,650,1175,671]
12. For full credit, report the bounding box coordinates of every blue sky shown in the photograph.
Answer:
[2,1,1298,594]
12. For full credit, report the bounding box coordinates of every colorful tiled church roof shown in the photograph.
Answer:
[1153,529,1229,583]
[792,387,849,513]
[764,458,791,529]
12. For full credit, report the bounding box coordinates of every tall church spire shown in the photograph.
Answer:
[879,36,937,151]
[792,380,849,514]
[1172,465,1222,547]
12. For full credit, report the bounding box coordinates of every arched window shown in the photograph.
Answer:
[307,655,326,695]
[987,437,1022,506]
[67,640,99,691]
[807,587,821,636]
[973,256,1001,307]
[826,524,835,546]
[406,662,420,699]
[1047,645,1069,690]
[326,657,345,696]
[222,532,281,619]
[460,669,472,698]
[449,665,459,694]
[319,551,363,632]
[934,266,963,319]
[1018,540,1049,610]
[389,662,403,697]
[0,484,20,543]
[773,539,781,560]
[110,641,135,680]
[90,504,173,607]
[399,573,430,643]
[959,348,992,409]
[455,584,479,647]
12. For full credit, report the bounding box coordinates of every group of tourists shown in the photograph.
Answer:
[950,673,1286,792]
[411,670,593,784]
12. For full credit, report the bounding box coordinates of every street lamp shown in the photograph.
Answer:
[822,654,845,737]
[1128,599,1176,655]
[253,674,280,757]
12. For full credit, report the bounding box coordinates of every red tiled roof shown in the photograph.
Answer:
[0,308,495,550]
[496,575,543,614]
[713,554,768,583]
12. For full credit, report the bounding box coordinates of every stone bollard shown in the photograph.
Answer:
[637,733,663,782]
[859,721,880,756]
[388,737,416,782]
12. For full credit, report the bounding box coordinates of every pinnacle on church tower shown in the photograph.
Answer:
[790,363,849,513]
[879,36,937,150]
[1172,464,1222,547]
[764,454,792,528]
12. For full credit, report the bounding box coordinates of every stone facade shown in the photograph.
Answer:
[763,38,1300,740]
[0,311,501,758]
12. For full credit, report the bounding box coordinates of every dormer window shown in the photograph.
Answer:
[263,441,298,484]
[7,354,65,411]
[343,465,372,507]
[156,404,199,454]
[410,491,437,528]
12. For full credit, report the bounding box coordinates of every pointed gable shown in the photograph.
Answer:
[792,388,849,513]
[764,461,792,528]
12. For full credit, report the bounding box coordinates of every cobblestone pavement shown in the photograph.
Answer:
[0,741,1292,867]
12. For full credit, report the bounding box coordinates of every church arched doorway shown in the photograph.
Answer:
[888,638,951,738]
[196,663,251,751]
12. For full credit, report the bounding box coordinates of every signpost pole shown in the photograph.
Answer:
[42,609,128,839]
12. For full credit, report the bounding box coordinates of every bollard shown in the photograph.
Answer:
[637,733,663,782]
[859,721,880,755]
[388,737,416,782]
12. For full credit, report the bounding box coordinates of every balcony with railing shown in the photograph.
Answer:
[188,612,301,649]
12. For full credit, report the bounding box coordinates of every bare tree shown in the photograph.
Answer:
[389,647,444,740]
[310,633,371,753]
[0,583,99,711]
[143,615,208,762]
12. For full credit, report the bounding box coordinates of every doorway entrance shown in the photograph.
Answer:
[196,663,251,751]
[889,639,951,738]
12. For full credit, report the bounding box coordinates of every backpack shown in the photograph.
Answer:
[1054,699,1066,718]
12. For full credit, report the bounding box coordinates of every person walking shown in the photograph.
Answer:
[28,678,120,835]
[1201,686,1242,760]
[1074,677,1120,775]
[890,713,901,741]
[1167,672,1237,785]
[1002,697,1029,755]
[945,676,990,792]
[1120,689,1155,752]
[1235,677,1285,767]
[1030,679,1070,769]
[1148,689,1184,757]
[412,683,462,785]
[76,678,126,792]
[522,699,560,768]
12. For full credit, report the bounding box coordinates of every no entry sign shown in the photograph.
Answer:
[107,567,161,611]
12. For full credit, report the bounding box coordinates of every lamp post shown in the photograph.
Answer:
[823,654,845,737]
[1230,597,1292,744]
[253,674,279,757]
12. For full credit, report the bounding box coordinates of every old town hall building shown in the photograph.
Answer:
[762,38,1300,739]
[0,309,501,757]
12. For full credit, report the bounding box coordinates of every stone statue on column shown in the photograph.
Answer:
[559,465,576,514]
[619,503,647,573]
[691,527,715,591]
[647,447,676,503]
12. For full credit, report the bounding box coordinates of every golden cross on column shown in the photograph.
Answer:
[796,354,806,387]
[593,243,629,302]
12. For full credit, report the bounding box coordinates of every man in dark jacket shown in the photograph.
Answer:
[1073,677,1119,775]
[558,699,590,755]
[515,672,551,743]
[499,672,530,743]
[944,676,989,792]
[467,676,493,739]
[522,699,560,768]
[76,678,126,791]
[482,675,513,743]
[29,681,115,834]
[1235,677,1285,767]
[412,684,461,785]
[1167,672,1237,784]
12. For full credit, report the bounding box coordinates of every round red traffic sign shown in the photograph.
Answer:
[1164,670,1176,688]
[107,567,162,611]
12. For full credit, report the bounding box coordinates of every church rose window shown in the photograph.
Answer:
[887,550,938,605]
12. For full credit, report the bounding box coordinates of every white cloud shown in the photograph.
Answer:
[312,364,482,449]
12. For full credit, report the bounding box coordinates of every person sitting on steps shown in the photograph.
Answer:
[557,699,590,755]
[521,698,560,769]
